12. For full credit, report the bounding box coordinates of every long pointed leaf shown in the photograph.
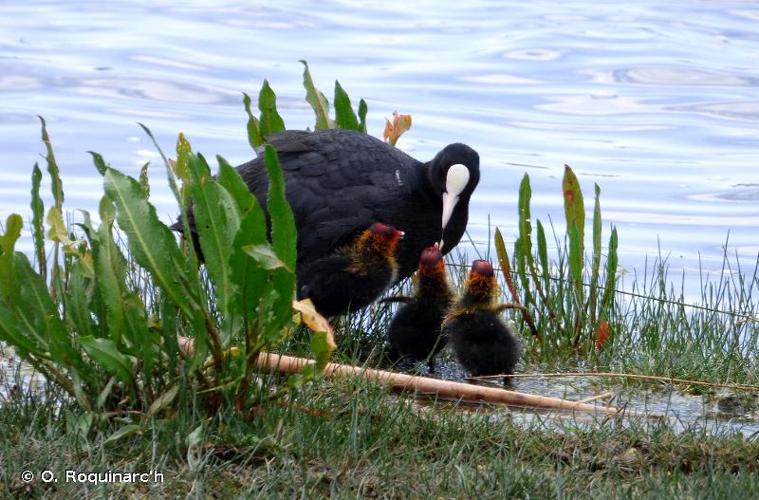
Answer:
[30,164,47,279]
[80,336,135,384]
[0,214,23,304]
[300,60,333,129]
[258,80,286,138]
[334,81,360,131]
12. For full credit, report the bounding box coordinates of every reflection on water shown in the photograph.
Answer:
[0,1,758,421]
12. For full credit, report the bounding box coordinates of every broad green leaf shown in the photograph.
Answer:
[80,336,136,383]
[122,293,156,377]
[263,145,297,338]
[147,385,179,417]
[243,92,263,148]
[188,153,240,340]
[96,376,116,410]
[258,80,286,138]
[243,243,289,271]
[230,204,268,321]
[300,60,333,129]
[0,214,23,304]
[103,424,142,445]
[517,174,533,268]
[89,151,109,176]
[264,145,297,270]
[12,252,55,351]
[0,300,37,354]
[63,259,95,338]
[562,164,585,255]
[30,164,46,279]
[334,81,360,131]
[186,424,204,449]
[568,223,584,306]
[217,156,256,213]
[103,167,196,320]
[95,196,126,344]
[39,116,64,210]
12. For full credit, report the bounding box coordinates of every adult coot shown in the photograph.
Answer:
[298,222,404,317]
[444,259,521,379]
[385,244,453,372]
[174,129,480,284]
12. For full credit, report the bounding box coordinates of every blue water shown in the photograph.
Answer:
[1,0,758,295]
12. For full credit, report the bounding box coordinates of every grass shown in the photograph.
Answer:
[2,373,759,498]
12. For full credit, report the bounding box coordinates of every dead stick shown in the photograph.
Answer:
[255,352,621,416]
[470,371,759,393]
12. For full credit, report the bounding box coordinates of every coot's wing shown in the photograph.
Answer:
[237,130,418,263]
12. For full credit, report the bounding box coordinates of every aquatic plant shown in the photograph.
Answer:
[496,165,619,356]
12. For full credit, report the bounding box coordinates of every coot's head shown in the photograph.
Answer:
[470,259,494,277]
[426,143,480,249]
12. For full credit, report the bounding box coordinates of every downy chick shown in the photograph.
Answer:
[444,259,521,379]
[298,222,404,317]
[385,244,453,372]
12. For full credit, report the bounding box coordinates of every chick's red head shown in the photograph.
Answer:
[369,222,404,249]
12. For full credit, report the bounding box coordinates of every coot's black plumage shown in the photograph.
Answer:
[173,129,480,284]
[298,222,403,317]
[385,244,453,372]
[444,260,521,378]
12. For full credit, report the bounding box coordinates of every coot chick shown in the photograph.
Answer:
[444,259,521,379]
[298,222,403,317]
[172,129,479,283]
[385,244,454,372]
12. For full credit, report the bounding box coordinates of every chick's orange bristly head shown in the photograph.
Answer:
[418,243,445,275]
[415,243,452,299]
[464,259,498,304]
[363,222,404,251]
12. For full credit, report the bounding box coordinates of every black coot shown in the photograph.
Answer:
[385,244,453,372]
[298,222,403,317]
[444,260,521,378]
[173,129,480,284]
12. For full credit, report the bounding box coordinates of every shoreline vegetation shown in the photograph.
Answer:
[1,65,758,497]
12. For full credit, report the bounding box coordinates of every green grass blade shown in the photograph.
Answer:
[300,60,333,129]
[30,164,47,279]
[599,227,619,318]
[258,79,286,138]
[334,81,361,131]
[536,220,550,293]
[358,98,368,133]
[588,183,603,323]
